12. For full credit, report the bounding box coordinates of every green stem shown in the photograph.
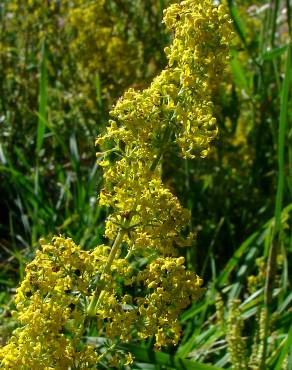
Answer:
[93,228,126,312]
[102,229,126,276]
[87,229,126,317]
[261,41,292,370]
[96,342,117,363]
[149,125,172,171]
[87,126,172,317]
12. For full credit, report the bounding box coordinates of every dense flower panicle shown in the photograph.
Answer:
[94,0,231,349]
[0,237,99,368]
[98,0,232,157]
[1,1,232,367]
[99,158,192,254]
[136,257,203,346]
[0,238,202,367]
[96,0,232,260]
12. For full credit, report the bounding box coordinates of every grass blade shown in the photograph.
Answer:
[227,0,247,47]
[262,45,288,61]
[274,324,292,370]
[262,41,292,370]
[274,42,292,236]
[36,38,47,156]
[230,50,248,90]
[122,344,224,370]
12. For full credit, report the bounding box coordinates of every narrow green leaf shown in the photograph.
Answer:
[274,324,292,370]
[274,42,292,236]
[159,0,165,18]
[217,231,258,287]
[262,45,288,61]
[0,278,14,287]
[95,72,102,108]
[177,326,219,359]
[228,0,247,47]
[70,132,80,164]
[230,49,248,90]
[36,38,47,155]
[122,344,224,370]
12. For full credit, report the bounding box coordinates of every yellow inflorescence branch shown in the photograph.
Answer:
[0,1,232,368]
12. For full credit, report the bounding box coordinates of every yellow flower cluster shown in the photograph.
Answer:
[94,0,232,347]
[136,257,203,346]
[0,237,100,368]
[96,0,232,260]
[67,0,143,101]
[99,0,232,159]
[1,0,232,366]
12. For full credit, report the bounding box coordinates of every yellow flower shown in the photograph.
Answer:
[1,1,232,366]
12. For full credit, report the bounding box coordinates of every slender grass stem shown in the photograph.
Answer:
[96,342,117,363]
[261,41,292,370]
[33,38,47,245]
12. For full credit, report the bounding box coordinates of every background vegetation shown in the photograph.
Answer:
[0,0,291,369]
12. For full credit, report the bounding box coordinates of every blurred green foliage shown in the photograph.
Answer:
[0,0,173,252]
